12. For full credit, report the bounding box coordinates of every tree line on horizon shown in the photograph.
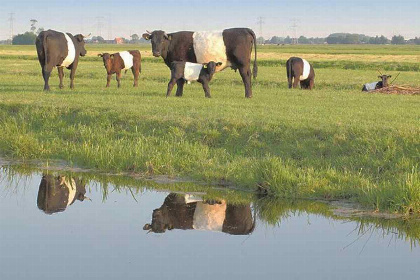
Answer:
[257,33,420,45]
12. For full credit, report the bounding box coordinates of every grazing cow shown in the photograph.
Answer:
[143,193,255,235]
[142,28,257,98]
[167,61,222,98]
[286,57,315,90]
[36,29,87,90]
[97,50,141,88]
[37,174,87,215]
[362,75,392,91]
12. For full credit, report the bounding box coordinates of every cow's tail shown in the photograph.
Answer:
[287,58,292,88]
[40,32,49,68]
[139,55,142,74]
[249,29,258,79]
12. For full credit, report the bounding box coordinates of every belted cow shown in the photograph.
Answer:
[37,174,87,214]
[35,29,88,91]
[167,61,222,97]
[97,50,142,88]
[143,193,255,235]
[286,57,315,90]
[142,28,258,98]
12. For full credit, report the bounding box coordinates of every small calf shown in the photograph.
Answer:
[286,57,315,90]
[362,75,392,91]
[98,50,141,88]
[167,61,222,98]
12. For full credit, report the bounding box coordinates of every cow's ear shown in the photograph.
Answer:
[97,53,103,57]
[143,224,151,230]
[142,33,151,40]
[388,75,392,78]
[203,64,208,69]
[216,62,223,66]
[378,76,382,79]
[75,34,84,42]
[167,35,172,41]
[110,54,114,59]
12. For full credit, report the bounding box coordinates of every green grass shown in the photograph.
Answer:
[0,44,419,213]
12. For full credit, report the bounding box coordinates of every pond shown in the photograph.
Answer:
[1,166,419,279]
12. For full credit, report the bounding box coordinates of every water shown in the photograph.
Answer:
[1,167,419,279]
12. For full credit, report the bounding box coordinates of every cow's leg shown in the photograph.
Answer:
[116,71,122,88]
[132,67,139,87]
[292,75,300,89]
[69,64,78,89]
[106,73,112,87]
[57,67,64,89]
[175,79,184,97]
[42,65,53,91]
[238,66,252,98]
[166,78,178,97]
[201,82,211,98]
[309,78,314,90]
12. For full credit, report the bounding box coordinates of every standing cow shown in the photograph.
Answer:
[142,28,257,98]
[286,57,315,90]
[36,29,87,91]
[97,50,142,88]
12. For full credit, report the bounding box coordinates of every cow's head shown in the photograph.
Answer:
[143,207,173,233]
[98,53,113,71]
[204,61,223,76]
[378,75,392,87]
[142,30,171,57]
[74,34,87,56]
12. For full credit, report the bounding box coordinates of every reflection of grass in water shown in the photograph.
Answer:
[3,163,420,245]
[254,196,420,246]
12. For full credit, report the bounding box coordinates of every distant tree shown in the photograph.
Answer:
[284,36,292,44]
[269,36,283,44]
[414,37,420,45]
[30,19,38,33]
[36,27,44,35]
[92,36,105,43]
[343,34,359,44]
[298,35,310,44]
[12,32,37,45]
[391,35,405,45]
[256,36,265,44]
[130,34,140,43]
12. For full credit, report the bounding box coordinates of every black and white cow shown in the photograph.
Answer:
[167,61,222,97]
[286,57,315,90]
[362,75,392,91]
[36,29,88,91]
[143,193,255,235]
[142,28,257,98]
[37,174,87,215]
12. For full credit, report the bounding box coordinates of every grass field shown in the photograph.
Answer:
[0,43,419,213]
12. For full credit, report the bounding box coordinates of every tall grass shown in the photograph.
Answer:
[0,44,419,213]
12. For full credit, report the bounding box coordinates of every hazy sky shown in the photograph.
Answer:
[1,0,419,40]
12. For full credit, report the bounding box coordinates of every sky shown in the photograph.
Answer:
[1,0,419,40]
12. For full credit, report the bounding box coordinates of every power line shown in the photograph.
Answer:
[8,12,15,44]
[290,18,299,44]
[257,16,265,39]
[95,16,105,37]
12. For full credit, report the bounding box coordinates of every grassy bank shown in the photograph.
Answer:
[0,44,419,213]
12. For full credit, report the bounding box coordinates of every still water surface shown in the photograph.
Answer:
[1,168,419,279]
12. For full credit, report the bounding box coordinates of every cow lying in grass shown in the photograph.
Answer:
[362,75,391,91]
[286,57,315,90]
[98,50,141,88]
[167,61,222,98]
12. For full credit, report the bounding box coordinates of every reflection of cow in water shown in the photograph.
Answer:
[37,174,87,215]
[143,193,255,235]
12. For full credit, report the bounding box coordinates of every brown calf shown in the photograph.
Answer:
[98,50,141,88]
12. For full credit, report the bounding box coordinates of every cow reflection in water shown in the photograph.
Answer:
[37,174,87,214]
[144,193,255,235]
